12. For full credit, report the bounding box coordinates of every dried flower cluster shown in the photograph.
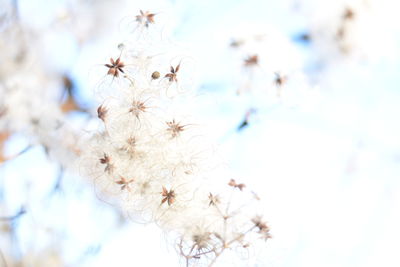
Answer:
[81,11,270,266]
[0,1,398,266]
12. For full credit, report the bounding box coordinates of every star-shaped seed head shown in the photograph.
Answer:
[135,10,156,28]
[166,119,185,138]
[161,186,176,206]
[115,176,135,191]
[164,64,180,83]
[129,101,147,118]
[208,193,220,206]
[105,57,125,77]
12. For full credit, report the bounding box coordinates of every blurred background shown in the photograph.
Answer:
[1,0,400,266]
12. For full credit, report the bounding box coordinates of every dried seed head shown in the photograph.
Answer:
[166,119,185,138]
[97,105,107,121]
[115,176,135,191]
[161,186,176,206]
[164,64,180,83]
[208,193,220,206]
[135,10,156,28]
[343,8,355,20]
[192,232,211,249]
[99,153,113,173]
[151,71,160,80]
[122,136,137,155]
[99,153,109,164]
[251,216,267,231]
[251,216,271,240]
[105,57,125,77]
[228,179,246,191]
[244,55,258,67]
[129,101,147,118]
[127,136,136,147]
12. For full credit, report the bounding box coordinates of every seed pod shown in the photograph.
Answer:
[118,43,125,50]
[151,71,160,80]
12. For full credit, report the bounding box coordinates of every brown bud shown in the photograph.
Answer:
[151,71,160,80]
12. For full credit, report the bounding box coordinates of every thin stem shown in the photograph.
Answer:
[0,207,25,221]
[0,145,33,165]
[226,225,257,247]
[208,250,222,267]
[192,249,215,258]
[0,249,7,267]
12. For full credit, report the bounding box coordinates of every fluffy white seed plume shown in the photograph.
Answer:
[81,10,270,266]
